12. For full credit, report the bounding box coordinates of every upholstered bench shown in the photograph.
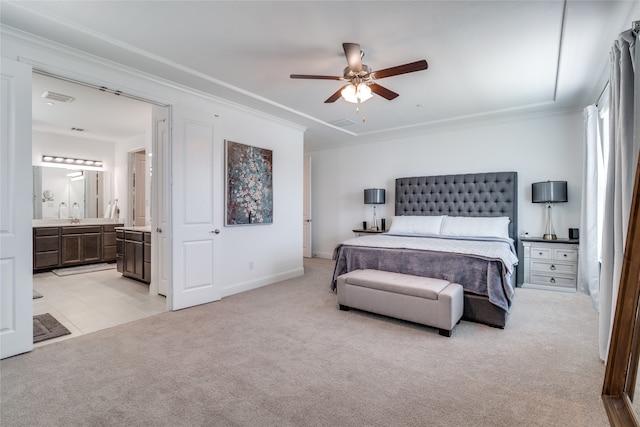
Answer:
[336,269,464,337]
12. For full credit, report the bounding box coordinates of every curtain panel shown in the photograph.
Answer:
[599,28,639,362]
[579,105,601,307]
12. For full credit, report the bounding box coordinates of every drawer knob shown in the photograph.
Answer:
[550,265,556,271]
[550,277,556,284]
[563,254,567,257]
[539,252,543,255]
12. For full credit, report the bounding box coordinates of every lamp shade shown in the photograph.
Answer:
[531,181,567,203]
[364,188,385,204]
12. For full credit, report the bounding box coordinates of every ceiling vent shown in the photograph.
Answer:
[329,119,355,127]
[41,91,75,103]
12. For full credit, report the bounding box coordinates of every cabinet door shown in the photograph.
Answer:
[61,234,82,265]
[83,233,101,262]
[124,240,144,280]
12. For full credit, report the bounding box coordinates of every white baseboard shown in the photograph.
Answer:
[313,252,333,260]
[221,267,305,298]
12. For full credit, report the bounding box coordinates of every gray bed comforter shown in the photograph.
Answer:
[331,234,518,313]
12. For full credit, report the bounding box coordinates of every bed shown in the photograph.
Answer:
[331,171,519,328]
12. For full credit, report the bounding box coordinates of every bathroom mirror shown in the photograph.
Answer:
[32,166,110,220]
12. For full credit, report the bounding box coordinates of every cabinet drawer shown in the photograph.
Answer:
[35,236,59,252]
[144,232,151,243]
[34,227,59,237]
[103,246,117,261]
[116,230,124,239]
[103,224,124,233]
[555,249,578,262]
[530,248,552,259]
[62,226,101,235]
[530,273,576,289]
[34,251,59,268]
[530,261,577,275]
[124,231,144,242]
[103,232,117,246]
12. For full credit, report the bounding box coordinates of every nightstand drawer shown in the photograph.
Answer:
[555,249,577,262]
[530,261,577,275]
[530,274,576,289]
[531,248,553,259]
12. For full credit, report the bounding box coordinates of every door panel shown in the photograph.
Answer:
[171,106,220,310]
[0,59,33,359]
[303,155,312,258]
[151,107,170,296]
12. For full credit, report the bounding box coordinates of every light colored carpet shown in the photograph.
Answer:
[2,258,608,426]
[51,262,116,276]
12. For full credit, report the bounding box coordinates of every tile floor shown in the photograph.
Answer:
[33,266,167,347]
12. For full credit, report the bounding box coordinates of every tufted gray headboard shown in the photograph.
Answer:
[395,171,518,242]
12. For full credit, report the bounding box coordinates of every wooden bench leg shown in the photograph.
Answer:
[339,304,350,311]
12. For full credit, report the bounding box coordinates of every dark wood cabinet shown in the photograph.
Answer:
[102,224,119,262]
[33,227,60,269]
[33,224,124,271]
[116,230,124,273]
[117,229,151,284]
[61,226,102,265]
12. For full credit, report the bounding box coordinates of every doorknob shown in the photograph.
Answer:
[210,229,221,234]
[156,227,162,233]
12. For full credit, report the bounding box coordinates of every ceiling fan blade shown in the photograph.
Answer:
[290,74,342,80]
[343,43,362,72]
[324,86,348,103]
[369,83,399,100]
[371,60,428,80]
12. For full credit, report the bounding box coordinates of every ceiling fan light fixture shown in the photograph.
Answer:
[341,83,372,104]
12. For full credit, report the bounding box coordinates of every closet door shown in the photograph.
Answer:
[0,59,33,359]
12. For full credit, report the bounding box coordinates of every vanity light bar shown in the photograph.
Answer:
[42,155,103,167]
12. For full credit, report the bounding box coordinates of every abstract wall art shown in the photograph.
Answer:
[225,140,273,225]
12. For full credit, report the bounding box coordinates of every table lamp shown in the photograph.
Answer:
[364,188,385,230]
[532,181,567,240]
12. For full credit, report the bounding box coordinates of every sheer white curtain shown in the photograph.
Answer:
[599,28,639,362]
[578,105,602,307]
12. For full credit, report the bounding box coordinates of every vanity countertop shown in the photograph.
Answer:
[115,226,152,232]
[33,219,123,228]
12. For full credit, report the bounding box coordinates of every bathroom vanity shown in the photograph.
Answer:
[116,226,151,284]
[32,220,124,271]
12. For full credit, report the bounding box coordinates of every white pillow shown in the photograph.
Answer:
[440,216,510,239]
[388,215,445,235]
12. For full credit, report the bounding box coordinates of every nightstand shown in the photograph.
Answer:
[353,229,386,237]
[521,237,579,292]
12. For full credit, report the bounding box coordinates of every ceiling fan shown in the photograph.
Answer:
[290,42,428,104]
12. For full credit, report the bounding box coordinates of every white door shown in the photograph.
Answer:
[1,60,33,359]
[170,106,221,310]
[151,106,170,297]
[303,155,312,258]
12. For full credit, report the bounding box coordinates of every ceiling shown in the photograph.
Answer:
[2,1,638,151]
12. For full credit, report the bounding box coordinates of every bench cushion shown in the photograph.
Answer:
[343,269,451,300]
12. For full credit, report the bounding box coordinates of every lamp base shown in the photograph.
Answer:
[543,233,557,240]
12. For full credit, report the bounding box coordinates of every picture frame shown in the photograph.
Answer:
[225,140,273,225]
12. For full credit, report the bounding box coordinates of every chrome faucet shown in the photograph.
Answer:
[70,217,80,224]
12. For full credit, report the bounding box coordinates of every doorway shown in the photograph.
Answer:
[31,71,169,344]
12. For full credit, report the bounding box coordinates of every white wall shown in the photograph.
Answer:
[215,107,304,296]
[308,110,584,264]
